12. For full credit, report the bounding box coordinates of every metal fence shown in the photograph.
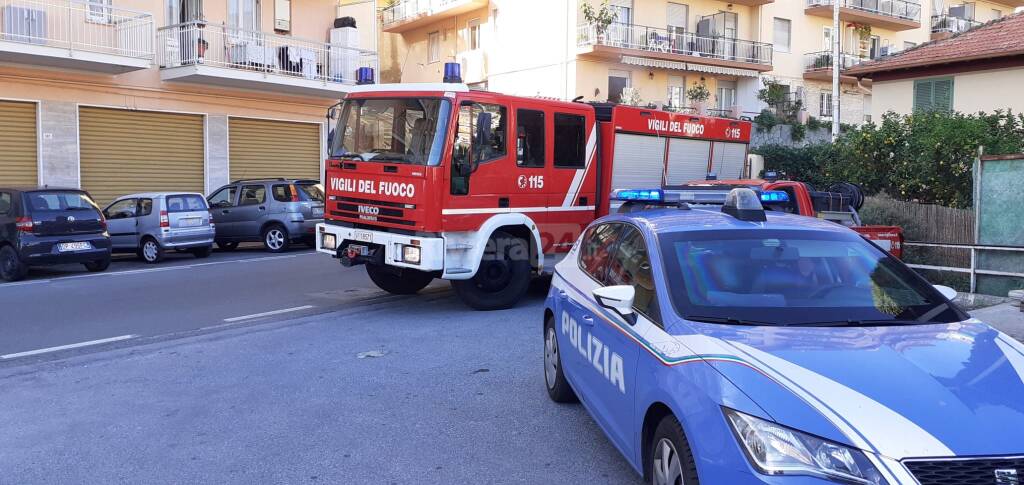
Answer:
[930,15,981,33]
[578,22,773,66]
[803,50,865,72]
[381,0,463,26]
[905,243,1024,294]
[806,0,922,22]
[0,0,153,59]
[157,21,378,85]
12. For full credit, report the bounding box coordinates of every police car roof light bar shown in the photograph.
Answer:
[611,188,666,203]
[723,188,767,222]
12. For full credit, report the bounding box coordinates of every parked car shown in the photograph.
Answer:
[0,188,111,281]
[206,179,324,253]
[103,192,215,263]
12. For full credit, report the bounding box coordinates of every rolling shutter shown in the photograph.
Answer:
[610,134,666,191]
[710,141,748,179]
[665,138,711,185]
[228,118,321,181]
[0,100,38,187]
[79,107,205,206]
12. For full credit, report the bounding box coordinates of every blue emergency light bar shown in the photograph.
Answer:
[611,189,664,202]
[759,190,790,203]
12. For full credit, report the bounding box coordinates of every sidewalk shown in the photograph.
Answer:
[971,302,1024,341]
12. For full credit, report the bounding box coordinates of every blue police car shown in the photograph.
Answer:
[543,188,1024,485]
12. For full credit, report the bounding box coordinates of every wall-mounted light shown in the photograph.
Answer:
[594,87,601,97]
[648,71,654,80]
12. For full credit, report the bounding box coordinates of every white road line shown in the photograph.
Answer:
[1,335,137,360]
[223,305,315,323]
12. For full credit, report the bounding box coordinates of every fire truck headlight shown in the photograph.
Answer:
[403,245,421,265]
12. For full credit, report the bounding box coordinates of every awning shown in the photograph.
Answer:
[620,55,760,78]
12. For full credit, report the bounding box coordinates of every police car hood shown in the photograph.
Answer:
[669,319,1024,458]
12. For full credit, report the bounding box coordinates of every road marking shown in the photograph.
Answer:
[223,305,315,323]
[1,334,137,360]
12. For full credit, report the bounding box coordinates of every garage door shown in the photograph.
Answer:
[79,107,204,206]
[610,134,666,191]
[228,118,321,181]
[666,138,711,186]
[0,100,38,187]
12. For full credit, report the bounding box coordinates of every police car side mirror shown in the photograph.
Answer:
[933,285,958,301]
[593,285,636,321]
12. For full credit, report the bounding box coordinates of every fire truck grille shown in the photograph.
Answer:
[904,456,1024,485]
[329,196,416,227]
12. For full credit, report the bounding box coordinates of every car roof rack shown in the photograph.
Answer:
[231,178,288,184]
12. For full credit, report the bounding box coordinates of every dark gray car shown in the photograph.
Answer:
[207,179,324,253]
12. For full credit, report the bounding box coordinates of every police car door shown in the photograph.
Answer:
[571,222,641,452]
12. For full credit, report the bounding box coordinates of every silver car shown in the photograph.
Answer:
[103,192,215,263]
[207,179,324,253]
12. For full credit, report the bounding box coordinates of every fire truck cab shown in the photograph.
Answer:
[317,77,754,310]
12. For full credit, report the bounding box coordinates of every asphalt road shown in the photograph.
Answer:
[0,287,643,484]
[0,245,372,360]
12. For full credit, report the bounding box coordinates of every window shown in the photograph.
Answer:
[0,192,11,215]
[554,113,586,169]
[26,191,97,211]
[428,31,441,63]
[468,18,481,50]
[913,78,954,112]
[228,0,260,31]
[451,102,507,195]
[166,194,207,212]
[820,92,833,118]
[579,223,622,282]
[138,198,153,217]
[822,26,833,50]
[992,9,1002,19]
[869,35,880,59]
[608,69,630,104]
[208,187,237,208]
[903,41,917,50]
[334,98,452,166]
[606,225,660,323]
[273,185,293,202]
[773,18,791,53]
[87,0,112,23]
[104,199,137,219]
[516,109,545,168]
[667,2,688,36]
[667,75,685,108]
[239,185,266,205]
[716,80,736,111]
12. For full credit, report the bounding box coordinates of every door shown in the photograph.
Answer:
[79,107,204,207]
[207,185,239,237]
[547,111,595,252]
[666,138,711,185]
[447,99,513,214]
[231,184,268,239]
[0,100,38,187]
[228,117,321,181]
[716,80,737,113]
[103,198,139,249]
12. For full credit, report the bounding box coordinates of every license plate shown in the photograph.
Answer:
[180,218,202,227]
[322,233,336,250]
[312,207,324,218]
[354,231,373,243]
[58,242,92,252]
[347,244,369,256]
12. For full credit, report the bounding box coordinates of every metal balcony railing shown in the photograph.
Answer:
[157,21,378,85]
[931,14,981,33]
[382,0,464,26]
[0,0,153,59]
[803,50,865,72]
[806,0,922,22]
[578,22,772,66]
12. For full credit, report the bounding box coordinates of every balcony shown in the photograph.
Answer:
[728,0,775,5]
[381,0,487,34]
[157,21,377,98]
[0,0,152,73]
[931,14,981,39]
[805,0,922,31]
[803,50,871,85]
[577,23,773,73]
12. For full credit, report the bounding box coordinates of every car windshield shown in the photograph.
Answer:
[27,191,98,212]
[659,229,966,326]
[330,97,452,165]
[296,183,324,202]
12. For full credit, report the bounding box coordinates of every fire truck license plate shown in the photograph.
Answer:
[354,231,373,243]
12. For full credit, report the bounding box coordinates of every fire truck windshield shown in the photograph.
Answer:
[330,97,452,166]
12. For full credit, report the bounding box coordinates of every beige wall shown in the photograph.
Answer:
[389,7,490,84]
[869,66,1024,120]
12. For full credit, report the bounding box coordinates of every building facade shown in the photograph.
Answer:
[0,0,377,204]
[377,0,1020,125]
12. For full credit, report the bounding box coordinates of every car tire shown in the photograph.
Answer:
[138,237,164,264]
[262,224,290,253]
[191,245,212,258]
[0,245,28,282]
[649,415,700,485]
[366,264,434,295]
[544,313,578,403]
[83,257,111,272]
[451,231,532,311]
[217,241,239,251]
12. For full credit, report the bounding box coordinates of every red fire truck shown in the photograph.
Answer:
[316,71,897,310]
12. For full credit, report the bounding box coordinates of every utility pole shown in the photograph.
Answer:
[831,0,841,141]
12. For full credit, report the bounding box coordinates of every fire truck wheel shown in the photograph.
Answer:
[451,231,531,311]
[366,264,434,295]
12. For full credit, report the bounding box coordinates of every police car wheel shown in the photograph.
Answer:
[366,264,433,295]
[451,231,531,311]
[544,315,577,403]
[650,416,699,485]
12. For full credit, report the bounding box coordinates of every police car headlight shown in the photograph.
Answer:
[724,409,887,485]
[402,245,421,265]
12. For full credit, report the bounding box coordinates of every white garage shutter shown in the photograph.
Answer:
[665,138,711,185]
[610,134,666,191]
[710,141,748,179]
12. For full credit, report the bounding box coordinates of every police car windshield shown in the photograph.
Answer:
[331,97,452,166]
[659,229,966,326]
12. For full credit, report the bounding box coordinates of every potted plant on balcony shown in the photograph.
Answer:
[581,1,618,45]
[687,82,711,115]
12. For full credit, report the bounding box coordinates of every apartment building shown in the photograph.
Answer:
[378,0,1019,125]
[0,0,376,204]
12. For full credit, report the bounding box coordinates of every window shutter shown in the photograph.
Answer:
[913,80,934,111]
[667,2,687,29]
[773,18,791,52]
[933,78,953,111]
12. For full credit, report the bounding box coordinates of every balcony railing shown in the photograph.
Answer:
[381,0,464,27]
[578,22,772,67]
[0,0,153,59]
[157,21,378,85]
[803,50,865,72]
[807,0,922,22]
[931,14,981,33]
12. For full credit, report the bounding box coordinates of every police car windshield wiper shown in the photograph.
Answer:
[684,315,775,326]
[782,319,932,327]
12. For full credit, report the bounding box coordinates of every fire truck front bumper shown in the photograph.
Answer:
[315,223,445,272]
